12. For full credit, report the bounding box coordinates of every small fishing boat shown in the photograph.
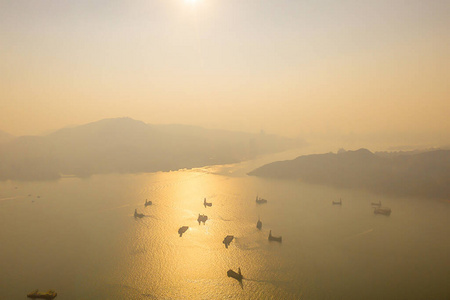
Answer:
[256,217,262,230]
[268,230,282,243]
[371,201,381,207]
[27,290,57,299]
[256,195,267,204]
[134,209,144,218]
[197,214,208,225]
[223,235,234,248]
[332,198,342,205]
[144,199,152,206]
[374,207,391,216]
[227,267,243,281]
[203,198,212,207]
[178,226,189,237]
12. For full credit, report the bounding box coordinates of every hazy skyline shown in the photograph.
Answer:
[1,0,449,145]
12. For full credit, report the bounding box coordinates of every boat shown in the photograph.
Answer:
[374,207,391,216]
[371,201,381,207]
[332,198,342,205]
[197,214,208,225]
[256,217,262,230]
[256,195,267,204]
[268,230,282,242]
[178,226,189,237]
[27,290,57,299]
[227,267,243,281]
[223,235,234,248]
[203,198,212,207]
[134,209,144,218]
[144,199,152,206]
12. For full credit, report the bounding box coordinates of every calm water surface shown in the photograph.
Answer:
[1,151,449,299]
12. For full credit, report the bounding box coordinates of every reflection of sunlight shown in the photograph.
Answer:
[113,170,275,298]
[119,170,225,297]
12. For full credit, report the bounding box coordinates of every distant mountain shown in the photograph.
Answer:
[0,130,14,144]
[0,118,304,180]
[248,148,450,199]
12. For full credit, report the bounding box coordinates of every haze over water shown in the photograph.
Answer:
[2,0,450,298]
[1,150,449,300]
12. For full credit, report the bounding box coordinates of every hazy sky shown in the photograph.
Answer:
[1,0,449,145]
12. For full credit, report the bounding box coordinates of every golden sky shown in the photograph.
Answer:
[1,0,449,146]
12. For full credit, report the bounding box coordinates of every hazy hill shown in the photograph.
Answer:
[0,118,304,180]
[0,130,14,144]
[248,148,450,199]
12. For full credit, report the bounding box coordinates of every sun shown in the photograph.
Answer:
[185,0,198,4]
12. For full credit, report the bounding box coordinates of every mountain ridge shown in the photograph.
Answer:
[0,117,305,180]
[248,148,450,199]
[0,129,14,144]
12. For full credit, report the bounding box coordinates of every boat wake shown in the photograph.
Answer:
[218,215,232,222]
[131,214,159,220]
[0,196,22,202]
[243,278,288,284]
[101,204,131,211]
[106,283,158,299]
[234,233,264,250]
[342,228,374,242]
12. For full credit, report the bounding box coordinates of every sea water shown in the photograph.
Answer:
[1,151,449,299]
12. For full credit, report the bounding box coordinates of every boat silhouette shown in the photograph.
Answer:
[178,226,189,237]
[197,214,208,225]
[374,207,391,216]
[203,198,212,207]
[268,230,282,243]
[332,198,342,205]
[256,217,262,230]
[134,209,144,218]
[256,195,267,204]
[371,201,381,207]
[144,199,152,206]
[27,290,57,299]
[227,267,243,281]
[223,235,234,248]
